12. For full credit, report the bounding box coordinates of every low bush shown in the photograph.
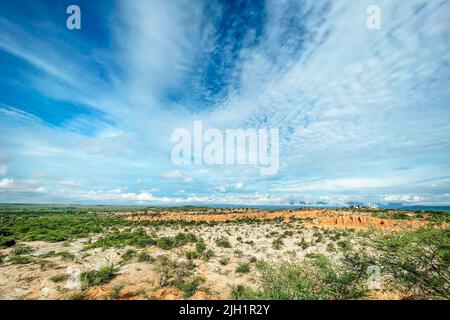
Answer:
[272,238,283,250]
[215,236,232,248]
[87,230,156,249]
[236,262,251,273]
[345,226,450,299]
[232,254,367,300]
[137,251,153,263]
[9,245,33,256]
[50,273,69,283]
[219,257,230,266]
[80,265,119,289]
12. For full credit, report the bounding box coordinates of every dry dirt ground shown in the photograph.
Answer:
[0,209,427,300]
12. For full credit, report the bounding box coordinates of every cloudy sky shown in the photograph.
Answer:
[0,0,449,206]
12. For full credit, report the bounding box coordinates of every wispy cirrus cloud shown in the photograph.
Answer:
[0,0,449,206]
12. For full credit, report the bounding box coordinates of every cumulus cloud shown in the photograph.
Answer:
[235,182,245,189]
[0,178,13,188]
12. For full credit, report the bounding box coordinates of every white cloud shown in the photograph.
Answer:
[216,186,227,193]
[161,170,184,179]
[383,195,425,203]
[235,182,245,189]
[0,178,14,188]
[161,170,194,183]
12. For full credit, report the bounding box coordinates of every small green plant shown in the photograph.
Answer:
[180,276,205,298]
[137,251,153,263]
[215,236,232,248]
[57,251,76,261]
[236,262,251,273]
[219,257,230,266]
[195,241,206,254]
[231,284,256,299]
[50,273,69,283]
[120,249,136,263]
[185,251,200,260]
[337,240,351,251]
[8,255,33,264]
[109,283,124,300]
[80,265,119,289]
[156,237,176,250]
[203,249,215,260]
[272,238,284,250]
[10,245,33,256]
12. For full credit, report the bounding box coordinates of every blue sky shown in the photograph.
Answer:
[0,0,449,206]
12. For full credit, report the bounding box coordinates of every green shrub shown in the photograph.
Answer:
[180,276,204,298]
[215,236,231,248]
[57,251,75,261]
[296,238,309,249]
[185,251,200,260]
[50,273,69,283]
[137,251,153,263]
[365,227,449,299]
[195,241,206,254]
[232,255,367,300]
[219,257,230,266]
[203,249,215,260]
[10,245,33,256]
[87,230,156,249]
[236,262,251,273]
[231,284,256,299]
[337,240,351,251]
[0,212,126,243]
[157,237,176,250]
[80,265,119,289]
[120,249,136,263]
[272,238,283,250]
[8,255,33,264]
[174,232,197,246]
[0,237,15,248]
[157,233,198,250]
[109,284,124,300]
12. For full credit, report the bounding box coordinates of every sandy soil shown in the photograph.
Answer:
[0,209,428,300]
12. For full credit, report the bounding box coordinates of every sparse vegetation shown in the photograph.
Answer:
[0,205,448,300]
[219,257,230,266]
[215,236,232,248]
[9,245,33,256]
[86,230,156,249]
[236,262,251,273]
[137,251,153,263]
[272,238,284,249]
[232,254,367,299]
[80,265,119,289]
[50,273,69,283]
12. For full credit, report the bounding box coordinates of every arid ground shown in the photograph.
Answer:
[0,205,448,300]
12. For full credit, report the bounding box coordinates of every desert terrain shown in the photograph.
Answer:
[0,205,448,300]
